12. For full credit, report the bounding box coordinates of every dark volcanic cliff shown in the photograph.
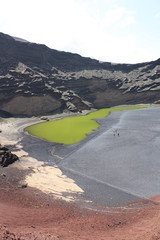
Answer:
[0,32,160,116]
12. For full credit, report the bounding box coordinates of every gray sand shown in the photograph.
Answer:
[1,107,160,207]
[59,107,160,206]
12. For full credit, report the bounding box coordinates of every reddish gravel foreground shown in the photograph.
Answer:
[1,166,160,240]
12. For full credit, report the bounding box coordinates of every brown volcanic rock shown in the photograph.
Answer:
[1,95,62,116]
[0,32,160,116]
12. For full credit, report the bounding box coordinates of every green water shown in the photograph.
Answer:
[25,105,147,145]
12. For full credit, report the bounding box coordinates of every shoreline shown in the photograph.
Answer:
[1,108,160,239]
[0,107,158,207]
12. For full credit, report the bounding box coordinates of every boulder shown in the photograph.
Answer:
[66,102,77,112]
[0,146,19,167]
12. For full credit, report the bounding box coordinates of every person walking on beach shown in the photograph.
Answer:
[113,129,120,136]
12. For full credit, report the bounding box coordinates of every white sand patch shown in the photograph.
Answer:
[25,165,84,202]
[14,155,43,170]
[0,136,17,146]
[0,116,85,202]
[13,150,84,202]
[0,118,19,137]
[11,145,84,202]
[12,149,28,158]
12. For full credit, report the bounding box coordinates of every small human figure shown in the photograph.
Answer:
[113,129,120,136]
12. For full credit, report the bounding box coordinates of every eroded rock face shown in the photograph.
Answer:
[0,32,160,116]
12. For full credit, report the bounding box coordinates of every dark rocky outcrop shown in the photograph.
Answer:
[0,32,160,116]
[0,146,19,167]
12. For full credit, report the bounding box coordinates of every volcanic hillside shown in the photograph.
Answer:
[0,32,160,116]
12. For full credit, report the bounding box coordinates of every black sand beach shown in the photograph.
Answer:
[1,107,160,239]
[6,106,160,208]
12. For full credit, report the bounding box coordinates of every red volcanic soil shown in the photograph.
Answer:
[1,166,160,240]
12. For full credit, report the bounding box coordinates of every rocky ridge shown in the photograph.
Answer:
[0,32,160,116]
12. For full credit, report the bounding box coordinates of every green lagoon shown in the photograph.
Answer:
[25,105,146,145]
